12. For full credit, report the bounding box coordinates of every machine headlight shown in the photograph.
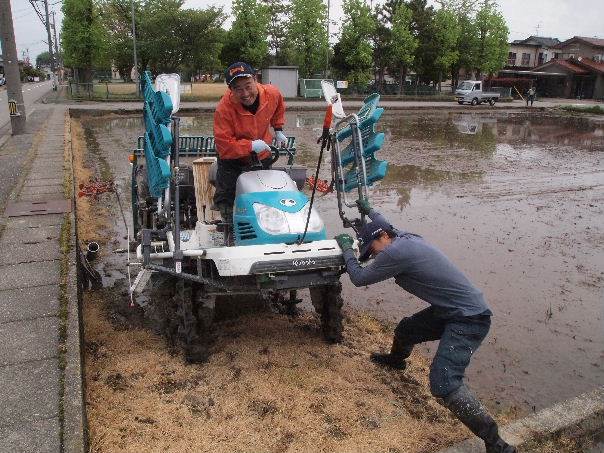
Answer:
[253,204,290,234]
[253,203,325,235]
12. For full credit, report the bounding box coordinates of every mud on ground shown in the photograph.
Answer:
[71,116,470,452]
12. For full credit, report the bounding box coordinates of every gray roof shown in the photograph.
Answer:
[511,36,560,47]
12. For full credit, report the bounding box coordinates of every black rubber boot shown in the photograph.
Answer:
[440,385,517,453]
[370,352,407,370]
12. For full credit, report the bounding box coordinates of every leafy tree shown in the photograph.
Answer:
[406,0,438,84]
[390,4,417,94]
[97,0,225,79]
[474,0,508,77]
[221,0,270,68]
[35,51,51,68]
[338,0,376,89]
[433,6,460,88]
[262,0,289,65]
[372,5,391,92]
[62,0,107,81]
[450,0,478,87]
[286,0,328,78]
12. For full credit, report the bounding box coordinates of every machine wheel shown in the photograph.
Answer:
[471,98,478,106]
[134,165,152,230]
[148,275,214,363]
[489,98,496,106]
[457,101,464,105]
[310,282,344,343]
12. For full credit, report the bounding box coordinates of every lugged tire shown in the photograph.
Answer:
[310,282,344,343]
[148,275,214,363]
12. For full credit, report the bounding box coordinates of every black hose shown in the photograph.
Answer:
[297,131,330,245]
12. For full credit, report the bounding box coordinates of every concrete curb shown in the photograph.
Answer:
[438,386,604,453]
[61,113,87,453]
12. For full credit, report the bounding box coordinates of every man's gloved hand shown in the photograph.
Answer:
[251,139,271,154]
[274,130,287,148]
[356,199,371,215]
[335,234,354,252]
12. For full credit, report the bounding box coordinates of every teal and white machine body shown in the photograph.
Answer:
[233,170,326,246]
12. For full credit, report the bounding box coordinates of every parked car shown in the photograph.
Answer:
[455,80,500,106]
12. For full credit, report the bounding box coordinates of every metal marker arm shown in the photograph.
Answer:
[172,117,183,273]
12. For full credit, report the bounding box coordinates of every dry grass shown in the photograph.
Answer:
[83,291,467,453]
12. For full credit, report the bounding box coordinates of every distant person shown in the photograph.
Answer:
[335,200,517,453]
[526,87,536,107]
[212,61,288,222]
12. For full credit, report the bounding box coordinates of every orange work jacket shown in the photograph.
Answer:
[213,83,286,161]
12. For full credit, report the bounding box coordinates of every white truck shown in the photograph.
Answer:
[455,80,500,106]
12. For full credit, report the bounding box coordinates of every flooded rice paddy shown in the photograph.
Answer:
[87,110,603,414]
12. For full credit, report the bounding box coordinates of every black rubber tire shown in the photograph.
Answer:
[174,280,213,363]
[457,101,464,105]
[489,99,496,106]
[310,282,344,343]
[134,165,152,230]
[147,275,213,363]
[471,98,478,106]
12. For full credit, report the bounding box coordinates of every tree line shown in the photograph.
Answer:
[61,0,509,92]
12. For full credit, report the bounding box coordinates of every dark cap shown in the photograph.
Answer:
[225,62,255,86]
[358,218,392,262]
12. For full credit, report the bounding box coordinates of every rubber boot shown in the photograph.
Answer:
[440,385,517,453]
[217,204,234,246]
[370,337,412,370]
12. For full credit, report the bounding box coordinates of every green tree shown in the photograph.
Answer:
[433,6,460,89]
[35,51,51,68]
[97,0,225,79]
[338,0,376,89]
[450,0,479,87]
[474,0,508,76]
[286,0,328,78]
[372,5,392,92]
[406,0,439,84]
[221,0,270,68]
[62,0,107,81]
[262,0,289,65]
[390,4,417,94]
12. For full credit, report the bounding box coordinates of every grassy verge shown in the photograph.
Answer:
[559,104,604,114]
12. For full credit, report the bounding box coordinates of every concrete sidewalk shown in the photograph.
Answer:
[0,105,85,453]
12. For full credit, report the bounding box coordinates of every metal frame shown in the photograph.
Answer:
[331,113,370,231]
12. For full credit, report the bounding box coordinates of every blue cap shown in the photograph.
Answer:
[225,62,255,86]
[358,218,393,261]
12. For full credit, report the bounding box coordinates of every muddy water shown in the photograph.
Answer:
[85,111,604,414]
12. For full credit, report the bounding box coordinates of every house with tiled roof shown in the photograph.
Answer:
[553,36,604,62]
[530,56,604,99]
[507,36,561,68]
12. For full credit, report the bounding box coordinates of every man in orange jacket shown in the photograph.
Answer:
[213,62,287,221]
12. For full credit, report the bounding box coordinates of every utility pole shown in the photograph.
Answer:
[0,0,27,134]
[52,10,60,68]
[325,0,330,78]
[43,0,55,71]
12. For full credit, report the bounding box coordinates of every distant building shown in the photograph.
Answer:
[553,36,604,61]
[498,35,604,99]
[507,36,561,68]
[531,57,604,99]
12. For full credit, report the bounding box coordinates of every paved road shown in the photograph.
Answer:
[0,81,53,137]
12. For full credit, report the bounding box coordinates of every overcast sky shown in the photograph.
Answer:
[6,0,604,64]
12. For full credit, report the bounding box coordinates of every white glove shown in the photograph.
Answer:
[251,139,271,154]
[274,130,287,148]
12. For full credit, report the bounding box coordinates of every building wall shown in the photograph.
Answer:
[555,42,604,60]
[263,68,299,98]
[508,44,555,67]
[594,74,604,100]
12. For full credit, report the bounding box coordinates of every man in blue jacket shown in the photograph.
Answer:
[335,200,516,453]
